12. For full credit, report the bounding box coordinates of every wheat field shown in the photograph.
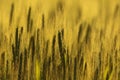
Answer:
[0,0,120,80]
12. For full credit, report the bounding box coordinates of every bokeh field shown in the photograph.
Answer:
[0,0,120,80]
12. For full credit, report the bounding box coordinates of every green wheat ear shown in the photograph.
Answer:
[42,14,45,29]
[1,52,6,80]
[52,35,56,62]
[18,54,23,80]
[74,57,77,80]
[56,1,64,13]
[9,3,14,26]
[1,1,120,80]
[23,48,28,80]
[113,5,119,19]
[27,7,31,32]
[12,27,21,68]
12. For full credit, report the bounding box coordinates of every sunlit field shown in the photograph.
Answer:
[0,0,120,80]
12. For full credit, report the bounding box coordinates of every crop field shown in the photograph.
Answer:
[0,0,120,80]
